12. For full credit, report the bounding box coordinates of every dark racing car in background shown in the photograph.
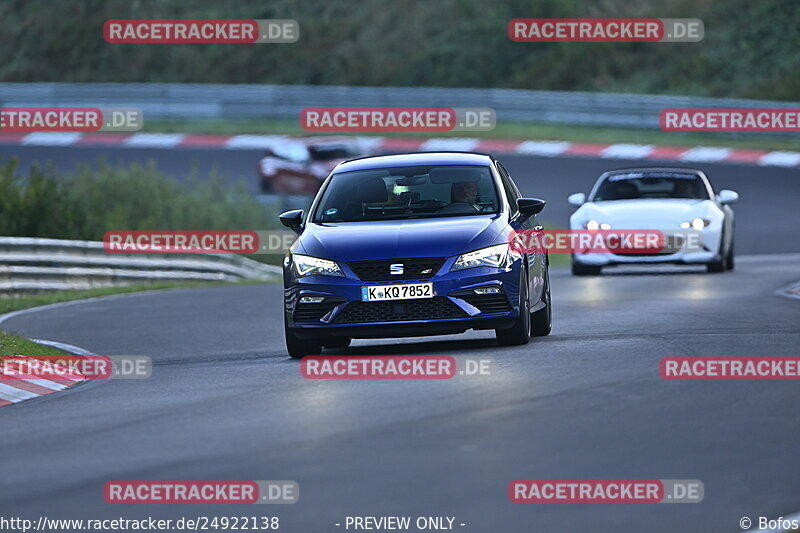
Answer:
[259,137,366,194]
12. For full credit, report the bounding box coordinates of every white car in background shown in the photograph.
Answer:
[568,167,738,275]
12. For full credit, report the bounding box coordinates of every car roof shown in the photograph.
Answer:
[334,152,494,172]
[268,136,360,150]
[294,136,359,146]
[600,167,706,178]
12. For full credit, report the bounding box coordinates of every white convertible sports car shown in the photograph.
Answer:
[568,167,738,275]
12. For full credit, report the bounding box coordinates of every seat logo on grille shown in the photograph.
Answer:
[390,263,404,275]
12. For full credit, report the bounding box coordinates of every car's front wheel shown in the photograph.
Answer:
[706,258,725,273]
[726,241,735,271]
[707,240,728,273]
[531,266,552,337]
[496,270,531,346]
[285,321,322,359]
[260,176,275,194]
[571,259,601,276]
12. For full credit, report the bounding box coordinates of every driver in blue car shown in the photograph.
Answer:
[451,180,479,206]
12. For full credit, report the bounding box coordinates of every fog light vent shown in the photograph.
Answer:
[474,287,501,295]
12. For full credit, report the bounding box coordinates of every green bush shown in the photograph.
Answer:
[0,159,278,240]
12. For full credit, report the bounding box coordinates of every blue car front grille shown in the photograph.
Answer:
[347,257,446,281]
[334,297,466,323]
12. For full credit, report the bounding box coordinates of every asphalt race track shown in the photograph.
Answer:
[0,145,799,532]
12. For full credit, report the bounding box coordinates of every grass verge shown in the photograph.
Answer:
[0,335,67,357]
[546,252,571,268]
[144,118,800,152]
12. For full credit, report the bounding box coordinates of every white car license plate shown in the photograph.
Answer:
[361,283,434,302]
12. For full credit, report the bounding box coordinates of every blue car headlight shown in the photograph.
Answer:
[292,254,344,277]
[451,244,510,271]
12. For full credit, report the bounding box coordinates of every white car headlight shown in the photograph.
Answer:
[292,254,344,277]
[680,218,711,230]
[451,244,509,271]
[585,220,611,230]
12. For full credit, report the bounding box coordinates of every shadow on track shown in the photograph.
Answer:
[278,336,502,361]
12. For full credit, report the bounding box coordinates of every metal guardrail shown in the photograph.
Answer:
[0,237,281,292]
[0,83,797,130]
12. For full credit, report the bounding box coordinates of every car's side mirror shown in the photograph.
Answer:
[279,209,305,234]
[567,193,586,206]
[718,189,739,205]
[517,198,546,216]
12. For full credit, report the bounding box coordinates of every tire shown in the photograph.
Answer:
[571,259,601,276]
[260,178,275,194]
[706,240,727,273]
[706,259,725,273]
[322,337,351,349]
[531,266,552,337]
[496,269,531,346]
[725,241,735,271]
[285,321,322,359]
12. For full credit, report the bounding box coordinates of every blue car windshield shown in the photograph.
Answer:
[313,165,501,222]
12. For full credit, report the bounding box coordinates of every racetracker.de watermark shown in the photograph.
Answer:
[300,107,495,132]
[104,19,299,43]
[0,107,142,132]
[661,108,800,132]
[104,231,259,254]
[509,479,704,503]
[661,357,800,380]
[0,355,151,379]
[103,231,300,255]
[508,18,703,42]
[104,481,298,504]
[509,229,703,254]
[301,356,495,379]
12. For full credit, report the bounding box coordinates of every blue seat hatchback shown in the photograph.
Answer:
[279,152,551,358]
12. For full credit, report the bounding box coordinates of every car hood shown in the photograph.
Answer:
[297,215,505,262]
[572,199,717,228]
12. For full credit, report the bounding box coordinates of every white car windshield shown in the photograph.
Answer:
[592,172,711,201]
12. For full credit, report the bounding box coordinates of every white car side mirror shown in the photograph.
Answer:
[567,193,586,206]
[718,189,738,205]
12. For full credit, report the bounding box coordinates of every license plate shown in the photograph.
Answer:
[361,283,434,301]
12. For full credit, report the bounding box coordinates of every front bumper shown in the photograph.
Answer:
[284,258,522,339]
[573,249,719,266]
[571,227,722,266]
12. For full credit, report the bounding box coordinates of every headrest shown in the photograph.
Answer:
[357,177,388,204]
